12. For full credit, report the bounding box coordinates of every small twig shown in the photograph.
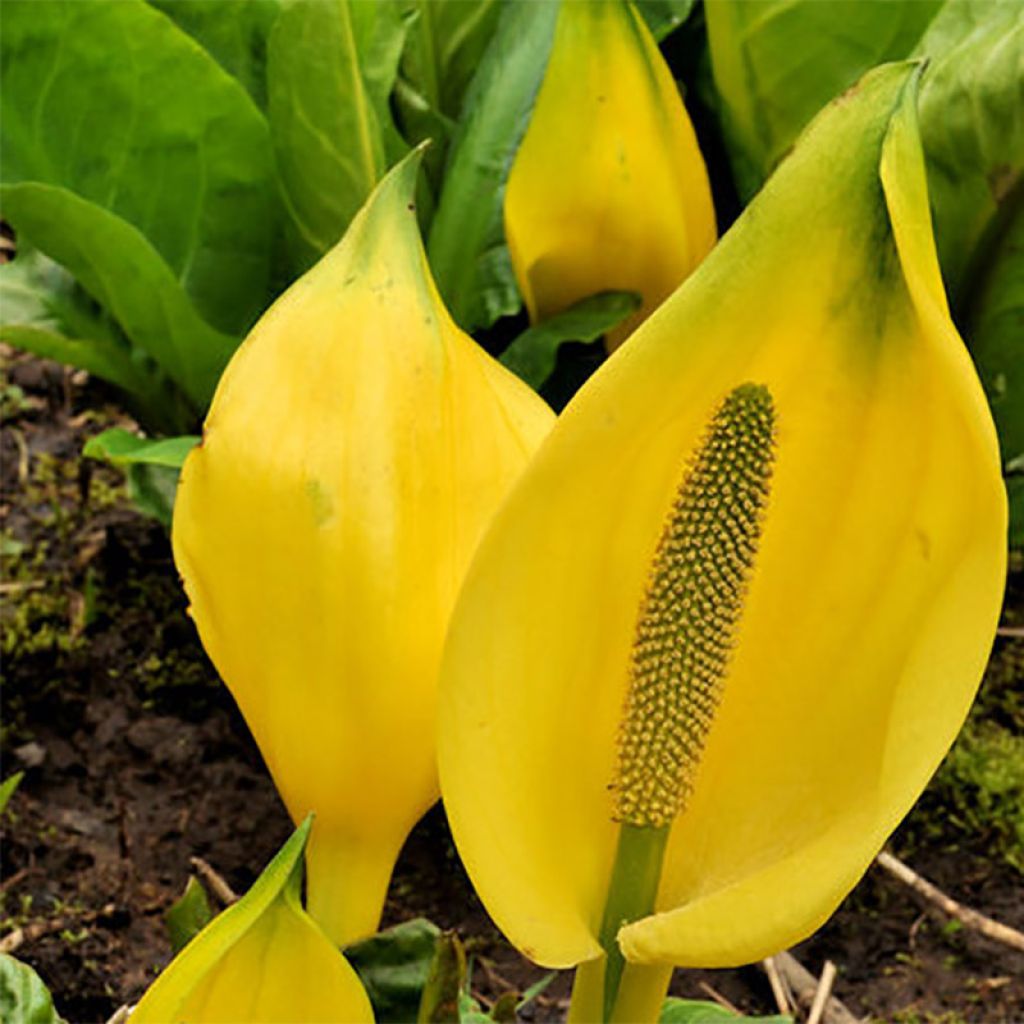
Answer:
[762,956,792,1016]
[698,980,741,1015]
[806,960,837,1024]
[189,856,238,906]
[997,625,1024,638]
[876,851,1024,953]
[0,866,33,893]
[773,952,859,1024]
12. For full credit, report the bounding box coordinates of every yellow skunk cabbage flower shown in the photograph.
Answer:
[504,0,716,350]
[132,818,373,1023]
[440,63,1006,1023]
[172,150,555,948]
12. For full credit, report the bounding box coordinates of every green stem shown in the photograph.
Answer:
[597,823,670,1021]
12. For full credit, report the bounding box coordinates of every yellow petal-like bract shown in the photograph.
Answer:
[439,62,1006,977]
[504,0,716,349]
[132,819,374,1024]
[172,151,555,947]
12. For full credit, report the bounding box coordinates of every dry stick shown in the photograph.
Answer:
[698,980,742,1015]
[996,625,1024,638]
[773,952,860,1024]
[190,856,238,906]
[762,956,792,1016]
[875,851,1024,953]
[806,960,837,1024]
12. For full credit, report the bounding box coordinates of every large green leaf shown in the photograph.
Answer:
[268,0,408,272]
[426,0,560,332]
[0,955,63,1024]
[705,0,941,197]
[914,2,1024,305]
[1,0,275,335]
[1,183,235,417]
[148,0,282,111]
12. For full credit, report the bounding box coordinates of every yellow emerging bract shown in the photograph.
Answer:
[439,62,1006,983]
[132,819,373,1024]
[504,0,716,349]
[172,151,555,947]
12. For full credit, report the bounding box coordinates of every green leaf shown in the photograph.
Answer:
[0,247,120,345]
[457,990,490,1024]
[0,247,183,426]
[660,998,792,1024]
[85,428,193,527]
[635,0,697,41]
[164,876,214,955]
[913,2,1024,306]
[705,0,941,197]
[83,428,199,470]
[268,0,409,272]
[399,0,503,120]
[427,0,560,332]
[347,918,441,1024]
[0,955,63,1024]
[1,182,236,415]
[0,773,24,815]
[966,198,1024,453]
[500,291,641,389]
[148,0,282,110]
[517,971,557,1011]
[487,991,518,1023]
[417,931,465,1024]
[128,464,182,528]
[1,0,276,335]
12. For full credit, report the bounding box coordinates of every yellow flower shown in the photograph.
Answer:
[504,0,716,350]
[439,63,1006,1022]
[172,150,555,948]
[132,818,373,1023]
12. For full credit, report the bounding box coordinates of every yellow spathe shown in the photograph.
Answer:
[132,819,373,1024]
[439,62,1006,974]
[172,151,555,948]
[504,0,716,349]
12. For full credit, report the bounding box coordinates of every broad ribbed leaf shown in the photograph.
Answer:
[149,0,282,110]
[705,0,941,197]
[268,0,408,271]
[427,0,560,331]
[1,0,276,335]
[2,183,235,416]
[914,2,1024,303]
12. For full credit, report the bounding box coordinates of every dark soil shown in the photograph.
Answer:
[1,349,1022,1024]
